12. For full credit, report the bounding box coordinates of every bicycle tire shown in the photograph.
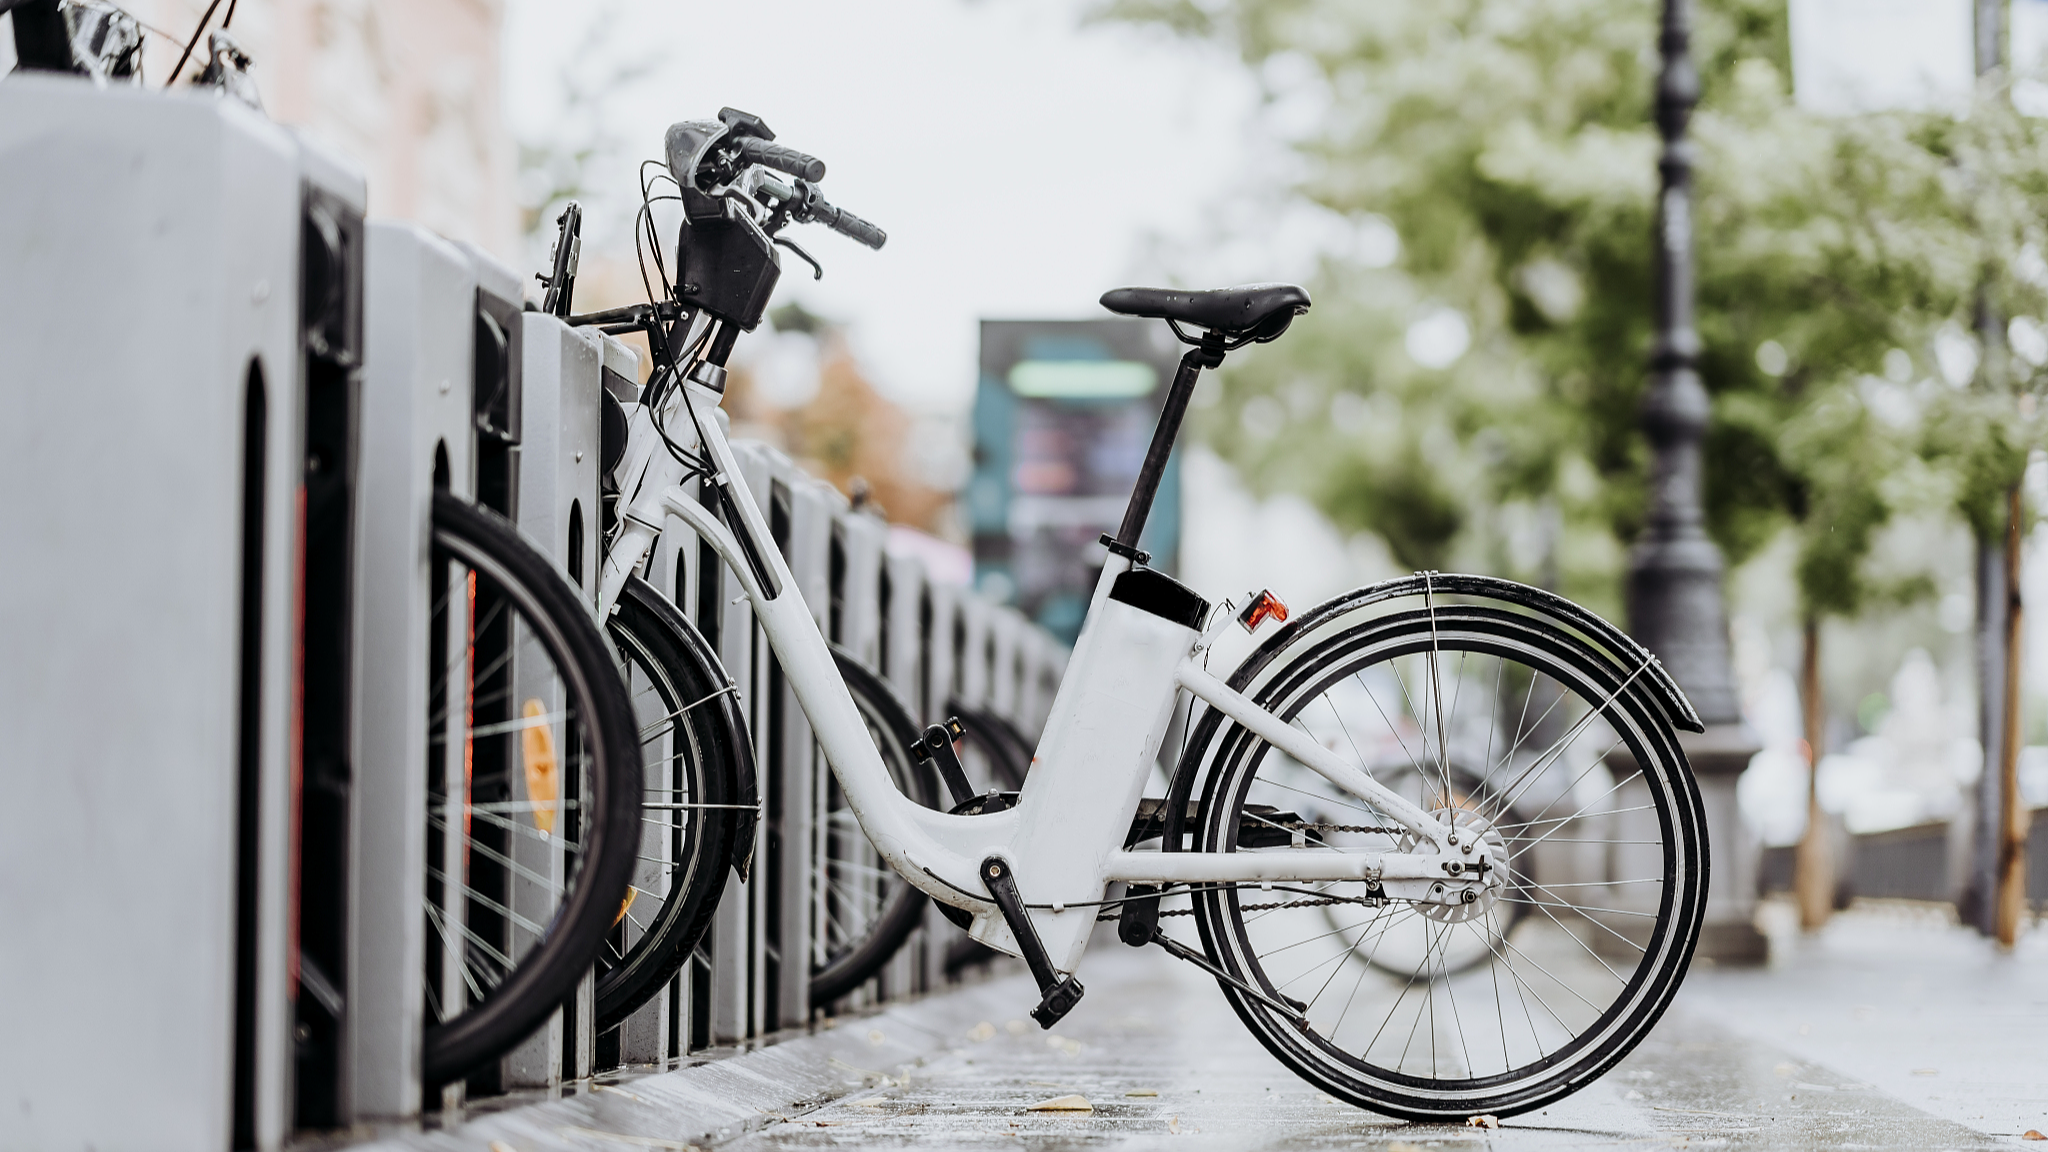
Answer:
[809,649,940,1006]
[421,493,643,1086]
[593,576,751,1032]
[1176,597,1705,1121]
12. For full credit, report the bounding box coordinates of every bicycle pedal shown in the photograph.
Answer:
[981,855,1088,1029]
[1030,975,1086,1029]
[914,719,975,808]
[908,716,964,759]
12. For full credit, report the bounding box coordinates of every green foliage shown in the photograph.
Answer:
[514,1,659,241]
[1106,0,2048,619]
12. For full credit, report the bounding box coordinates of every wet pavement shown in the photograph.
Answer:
[1681,901,2048,1141]
[716,907,2042,1151]
[370,906,2046,1151]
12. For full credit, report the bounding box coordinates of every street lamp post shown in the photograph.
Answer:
[1625,0,1770,963]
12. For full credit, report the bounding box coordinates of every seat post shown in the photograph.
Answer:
[1110,331,1223,560]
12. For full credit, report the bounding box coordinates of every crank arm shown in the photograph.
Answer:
[981,857,1086,1029]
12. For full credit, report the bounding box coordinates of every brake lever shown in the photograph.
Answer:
[718,187,776,241]
[774,236,823,281]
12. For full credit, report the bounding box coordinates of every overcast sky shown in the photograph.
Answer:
[502,0,1298,414]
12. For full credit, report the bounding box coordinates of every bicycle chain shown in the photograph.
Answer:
[1096,893,1384,921]
[1281,821,1406,835]
[1087,819,1414,922]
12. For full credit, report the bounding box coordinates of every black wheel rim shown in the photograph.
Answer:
[1193,607,1704,1114]
[420,495,640,1086]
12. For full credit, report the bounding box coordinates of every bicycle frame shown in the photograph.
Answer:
[596,380,1472,974]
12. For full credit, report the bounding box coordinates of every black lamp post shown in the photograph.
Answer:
[1624,0,1769,962]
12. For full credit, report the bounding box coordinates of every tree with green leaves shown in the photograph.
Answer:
[1111,0,2044,629]
[1109,0,2012,598]
[1109,0,2048,931]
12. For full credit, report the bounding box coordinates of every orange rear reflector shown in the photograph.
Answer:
[1237,589,1289,633]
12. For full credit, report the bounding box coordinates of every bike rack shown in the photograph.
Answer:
[768,453,836,1026]
[878,545,940,988]
[349,221,489,1123]
[502,310,641,1090]
[625,388,707,1067]
[0,79,1076,1145]
[0,78,364,1152]
[696,439,773,1043]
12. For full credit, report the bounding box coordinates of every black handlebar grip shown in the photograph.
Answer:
[733,137,826,182]
[814,201,887,250]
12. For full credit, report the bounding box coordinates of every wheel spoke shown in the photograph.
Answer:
[1198,608,1703,1097]
[1484,662,1653,823]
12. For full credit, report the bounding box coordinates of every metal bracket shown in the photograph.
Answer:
[1117,885,1160,947]
[1098,533,1150,565]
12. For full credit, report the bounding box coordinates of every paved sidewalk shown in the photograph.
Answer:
[716,944,2016,1151]
[368,908,2046,1151]
[1679,901,2048,1141]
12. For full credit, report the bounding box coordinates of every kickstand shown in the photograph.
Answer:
[1145,927,1312,1028]
[979,856,1086,1028]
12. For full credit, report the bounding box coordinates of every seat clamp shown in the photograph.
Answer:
[1099,533,1150,565]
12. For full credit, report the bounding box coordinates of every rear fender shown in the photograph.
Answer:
[1159,572,1703,853]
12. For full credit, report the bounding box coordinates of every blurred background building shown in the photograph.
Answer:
[969,319,1185,642]
[65,0,526,263]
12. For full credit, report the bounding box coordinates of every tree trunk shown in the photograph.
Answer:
[1969,531,2008,933]
[1995,484,2028,947]
[1795,614,1833,931]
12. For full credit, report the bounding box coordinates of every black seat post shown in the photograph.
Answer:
[1110,330,1224,559]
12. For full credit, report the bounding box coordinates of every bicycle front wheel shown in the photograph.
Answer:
[809,651,940,1006]
[1184,596,1706,1121]
[421,493,641,1086]
[593,576,749,1032]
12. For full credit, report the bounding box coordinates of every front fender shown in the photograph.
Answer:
[620,574,760,881]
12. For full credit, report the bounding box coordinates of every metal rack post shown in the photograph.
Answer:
[502,313,604,1088]
[349,221,481,1121]
[0,79,363,1152]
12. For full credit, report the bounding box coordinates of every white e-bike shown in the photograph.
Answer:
[571,108,1709,1121]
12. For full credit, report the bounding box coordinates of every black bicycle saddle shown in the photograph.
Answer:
[1099,283,1311,341]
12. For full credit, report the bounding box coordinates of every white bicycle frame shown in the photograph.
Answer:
[595,378,1483,974]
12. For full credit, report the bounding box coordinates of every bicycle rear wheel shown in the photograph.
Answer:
[1180,591,1705,1121]
[421,493,641,1086]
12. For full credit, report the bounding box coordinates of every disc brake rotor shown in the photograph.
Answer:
[1396,806,1507,923]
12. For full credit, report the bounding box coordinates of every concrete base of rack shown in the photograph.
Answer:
[348,961,1032,1152]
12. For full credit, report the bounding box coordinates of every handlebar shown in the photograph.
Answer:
[663,110,888,253]
[733,137,826,183]
[793,181,886,250]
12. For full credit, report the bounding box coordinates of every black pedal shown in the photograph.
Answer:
[980,856,1086,1029]
[1031,976,1086,1029]
[911,718,975,808]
